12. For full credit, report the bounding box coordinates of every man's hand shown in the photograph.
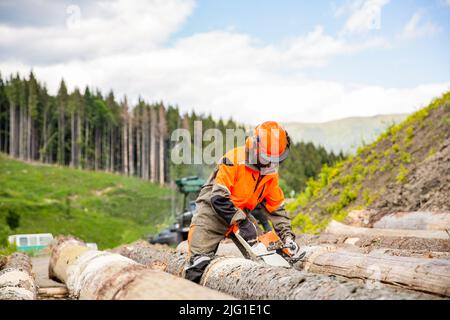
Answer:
[238,219,258,245]
[284,237,302,258]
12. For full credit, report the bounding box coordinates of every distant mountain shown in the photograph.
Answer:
[283,114,408,154]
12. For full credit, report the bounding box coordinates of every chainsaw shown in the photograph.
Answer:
[226,224,305,268]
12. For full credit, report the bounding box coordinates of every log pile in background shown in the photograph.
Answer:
[49,236,232,300]
[373,211,450,231]
[114,242,436,300]
[297,245,450,297]
[0,252,37,300]
[326,220,449,240]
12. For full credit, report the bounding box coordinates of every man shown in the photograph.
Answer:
[184,121,301,283]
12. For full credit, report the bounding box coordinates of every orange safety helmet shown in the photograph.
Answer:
[246,121,291,165]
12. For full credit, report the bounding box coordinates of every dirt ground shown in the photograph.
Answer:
[31,255,69,300]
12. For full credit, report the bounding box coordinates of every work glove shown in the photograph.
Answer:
[284,237,303,259]
[238,218,258,245]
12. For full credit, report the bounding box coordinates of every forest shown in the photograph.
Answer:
[0,72,343,194]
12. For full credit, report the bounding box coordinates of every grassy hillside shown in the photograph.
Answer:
[0,154,173,249]
[283,114,408,154]
[287,92,450,234]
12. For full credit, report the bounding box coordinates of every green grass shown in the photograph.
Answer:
[0,154,173,249]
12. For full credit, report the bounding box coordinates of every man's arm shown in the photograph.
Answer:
[262,203,295,242]
[263,178,296,242]
[210,157,246,225]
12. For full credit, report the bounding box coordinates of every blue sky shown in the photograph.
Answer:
[174,0,450,87]
[0,0,449,124]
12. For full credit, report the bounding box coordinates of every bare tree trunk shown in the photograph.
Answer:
[158,105,167,185]
[77,112,82,168]
[40,112,47,162]
[49,237,231,300]
[128,116,134,176]
[136,121,141,178]
[9,103,15,156]
[70,111,75,167]
[84,122,89,169]
[150,108,156,182]
[27,111,31,161]
[58,107,65,165]
[95,127,100,171]
[18,106,23,159]
[110,126,114,172]
[122,114,128,175]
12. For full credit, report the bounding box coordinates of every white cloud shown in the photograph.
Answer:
[339,0,390,35]
[400,12,442,40]
[0,0,448,126]
[0,0,195,63]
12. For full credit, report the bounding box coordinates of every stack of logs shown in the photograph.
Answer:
[2,210,448,300]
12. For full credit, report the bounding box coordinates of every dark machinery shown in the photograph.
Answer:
[149,176,205,246]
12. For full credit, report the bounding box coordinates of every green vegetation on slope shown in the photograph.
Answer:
[0,154,172,249]
[287,92,450,234]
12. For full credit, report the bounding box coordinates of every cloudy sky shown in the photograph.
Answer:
[1,0,449,124]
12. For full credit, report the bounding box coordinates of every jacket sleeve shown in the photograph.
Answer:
[210,157,246,225]
[263,177,295,241]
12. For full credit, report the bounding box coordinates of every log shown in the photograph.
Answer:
[0,252,37,300]
[38,287,69,298]
[373,211,450,231]
[326,220,449,240]
[298,245,450,297]
[114,242,436,300]
[298,233,450,252]
[49,236,232,300]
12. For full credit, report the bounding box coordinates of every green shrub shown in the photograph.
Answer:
[399,151,412,164]
[292,213,329,234]
[392,144,400,153]
[396,165,409,183]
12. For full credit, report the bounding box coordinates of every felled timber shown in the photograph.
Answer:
[299,233,450,252]
[176,239,450,296]
[298,245,450,297]
[326,220,449,240]
[114,242,437,300]
[48,236,232,300]
[0,252,37,300]
[373,211,450,231]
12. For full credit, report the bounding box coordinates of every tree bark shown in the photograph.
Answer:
[70,111,75,167]
[297,245,450,297]
[150,108,157,182]
[77,111,82,168]
[9,103,14,156]
[122,111,128,176]
[48,237,232,300]
[326,220,449,240]
[128,115,134,176]
[373,211,450,231]
[158,105,167,185]
[0,252,37,300]
[113,242,435,300]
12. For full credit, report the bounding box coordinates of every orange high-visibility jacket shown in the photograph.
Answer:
[196,146,294,241]
[214,146,285,213]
